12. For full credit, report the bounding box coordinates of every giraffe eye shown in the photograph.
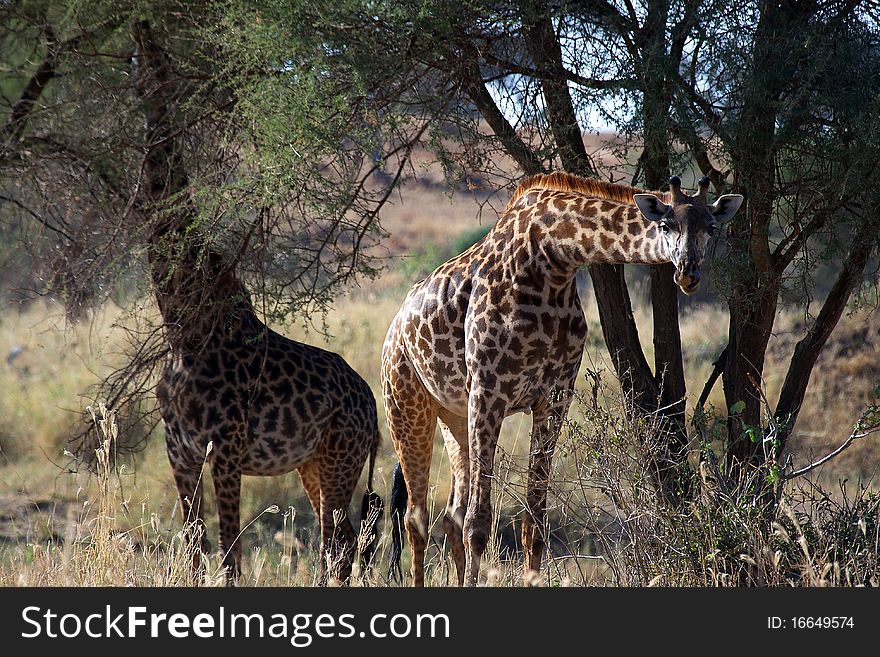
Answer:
[659,222,671,233]
[707,224,717,235]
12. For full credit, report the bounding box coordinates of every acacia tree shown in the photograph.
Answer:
[671,0,880,485]
[211,0,711,501]
[2,0,878,500]
[213,0,880,495]
[0,0,421,453]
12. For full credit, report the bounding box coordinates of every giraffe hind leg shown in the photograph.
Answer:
[312,424,367,585]
[383,356,437,587]
[210,456,242,585]
[296,459,323,582]
[318,490,357,585]
[316,458,360,584]
[168,456,210,581]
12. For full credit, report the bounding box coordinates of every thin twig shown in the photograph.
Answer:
[783,426,880,481]
[697,345,728,410]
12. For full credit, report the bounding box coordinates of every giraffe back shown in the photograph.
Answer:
[159,314,378,477]
[382,204,588,420]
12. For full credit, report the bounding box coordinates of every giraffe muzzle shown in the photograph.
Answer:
[675,269,701,295]
[675,259,702,295]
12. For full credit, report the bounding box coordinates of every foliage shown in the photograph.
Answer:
[545,382,880,586]
[398,223,492,283]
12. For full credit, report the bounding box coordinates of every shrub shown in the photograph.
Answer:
[398,224,492,283]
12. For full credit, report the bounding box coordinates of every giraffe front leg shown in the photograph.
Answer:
[211,457,242,585]
[169,463,209,580]
[463,390,505,587]
[521,403,566,581]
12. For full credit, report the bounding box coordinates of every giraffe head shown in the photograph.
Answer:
[633,176,743,295]
[151,239,254,340]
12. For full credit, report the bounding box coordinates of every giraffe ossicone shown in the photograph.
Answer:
[382,172,743,586]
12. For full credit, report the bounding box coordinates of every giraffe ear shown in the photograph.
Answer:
[633,194,670,222]
[711,194,744,223]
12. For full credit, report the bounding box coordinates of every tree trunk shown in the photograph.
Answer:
[132,21,190,213]
[518,1,693,504]
[721,0,813,473]
[589,263,659,407]
[133,20,218,353]
[640,0,691,502]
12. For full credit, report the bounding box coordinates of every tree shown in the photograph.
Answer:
[215,0,880,497]
[2,0,877,504]
[674,0,880,487]
[0,0,408,453]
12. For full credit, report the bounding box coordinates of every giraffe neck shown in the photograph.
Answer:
[512,193,669,278]
[150,236,259,353]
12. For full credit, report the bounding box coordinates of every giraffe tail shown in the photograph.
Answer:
[359,429,383,576]
[388,460,408,581]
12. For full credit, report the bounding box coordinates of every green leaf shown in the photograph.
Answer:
[740,426,760,443]
[729,400,746,415]
[874,385,880,399]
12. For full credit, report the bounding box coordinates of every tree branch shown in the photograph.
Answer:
[669,0,702,65]
[479,51,637,91]
[575,0,639,60]
[697,345,728,411]
[520,3,596,176]
[0,194,73,241]
[782,412,880,481]
[670,69,725,136]
[1,26,81,159]
[771,204,839,275]
[774,212,878,450]
[461,52,545,175]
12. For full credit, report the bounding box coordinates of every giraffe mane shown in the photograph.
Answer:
[506,172,670,211]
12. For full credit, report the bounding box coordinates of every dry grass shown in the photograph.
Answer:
[0,302,127,461]
[3,385,877,588]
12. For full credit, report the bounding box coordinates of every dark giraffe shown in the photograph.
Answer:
[383,173,743,586]
[153,246,383,585]
[133,21,382,585]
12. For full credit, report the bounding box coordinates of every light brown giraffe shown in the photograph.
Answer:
[383,173,743,586]
[133,20,382,585]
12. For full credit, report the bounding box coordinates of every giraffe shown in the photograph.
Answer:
[153,242,383,585]
[132,20,381,586]
[382,173,743,586]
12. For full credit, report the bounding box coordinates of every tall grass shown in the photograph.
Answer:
[536,383,880,587]
[1,387,878,587]
[0,404,203,586]
[0,406,375,586]
[0,302,127,461]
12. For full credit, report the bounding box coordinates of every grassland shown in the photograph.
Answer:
[0,174,878,586]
